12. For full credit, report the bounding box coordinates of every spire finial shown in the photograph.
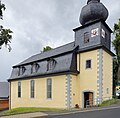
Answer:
[87,0,100,4]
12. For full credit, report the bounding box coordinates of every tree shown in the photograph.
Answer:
[0,0,5,19]
[43,46,52,52]
[0,0,13,51]
[112,19,120,84]
[113,57,118,96]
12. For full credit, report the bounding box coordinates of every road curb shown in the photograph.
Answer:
[1,105,120,118]
[45,106,120,118]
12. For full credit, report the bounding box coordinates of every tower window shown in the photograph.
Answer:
[84,32,89,43]
[105,32,107,43]
[102,29,107,43]
[47,59,56,71]
[101,29,105,38]
[86,60,91,69]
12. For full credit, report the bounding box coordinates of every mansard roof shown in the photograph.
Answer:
[15,42,75,67]
[9,42,79,81]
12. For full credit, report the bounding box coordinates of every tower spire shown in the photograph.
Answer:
[80,0,108,25]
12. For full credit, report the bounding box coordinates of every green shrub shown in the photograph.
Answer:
[100,98,120,107]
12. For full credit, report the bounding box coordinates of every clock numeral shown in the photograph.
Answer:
[91,28,99,37]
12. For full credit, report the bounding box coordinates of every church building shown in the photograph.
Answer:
[8,0,114,109]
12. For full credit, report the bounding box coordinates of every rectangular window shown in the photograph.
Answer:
[86,60,91,69]
[30,80,35,98]
[84,32,89,43]
[107,88,109,94]
[18,81,21,98]
[47,78,52,99]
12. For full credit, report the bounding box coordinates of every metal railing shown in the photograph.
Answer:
[85,96,112,108]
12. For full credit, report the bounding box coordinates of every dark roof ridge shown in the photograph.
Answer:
[27,41,75,57]
[44,41,75,52]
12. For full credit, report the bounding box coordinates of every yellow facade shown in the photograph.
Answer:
[10,75,66,109]
[76,49,113,108]
[70,75,80,107]
[10,48,113,109]
[102,50,113,99]
[78,50,98,108]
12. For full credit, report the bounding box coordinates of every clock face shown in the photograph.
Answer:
[102,29,105,38]
[91,28,99,37]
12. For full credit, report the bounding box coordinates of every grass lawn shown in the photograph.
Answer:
[100,98,120,107]
[2,107,66,115]
[1,99,120,116]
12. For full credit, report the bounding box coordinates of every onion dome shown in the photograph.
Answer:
[80,0,108,25]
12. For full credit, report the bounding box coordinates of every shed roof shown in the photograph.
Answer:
[0,82,9,99]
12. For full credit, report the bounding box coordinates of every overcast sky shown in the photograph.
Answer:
[0,0,120,82]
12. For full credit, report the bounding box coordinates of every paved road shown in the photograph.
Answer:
[50,107,120,118]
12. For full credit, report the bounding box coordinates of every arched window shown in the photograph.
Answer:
[47,78,52,99]
[31,63,40,73]
[47,59,56,71]
[30,80,35,98]
[18,81,21,98]
[84,32,89,43]
[18,66,26,76]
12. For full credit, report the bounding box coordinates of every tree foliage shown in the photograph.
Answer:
[0,0,5,19]
[0,0,13,51]
[112,19,120,84]
[113,57,118,96]
[43,46,52,52]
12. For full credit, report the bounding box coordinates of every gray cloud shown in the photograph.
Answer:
[0,0,120,81]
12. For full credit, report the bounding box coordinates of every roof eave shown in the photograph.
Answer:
[77,45,115,56]
[73,19,113,33]
[8,70,79,82]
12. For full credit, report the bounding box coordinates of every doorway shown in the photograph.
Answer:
[84,92,93,108]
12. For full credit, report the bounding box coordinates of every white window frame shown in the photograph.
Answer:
[30,80,35,98]
[47,78,52,99]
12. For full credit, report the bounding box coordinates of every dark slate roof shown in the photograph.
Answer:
[15,42,75,67]
[9,42,79,81]
[0,82,9,99]
[73,20,112,33]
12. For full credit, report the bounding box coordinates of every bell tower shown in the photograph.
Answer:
[74,0,112,52]
[74,0,114,108]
